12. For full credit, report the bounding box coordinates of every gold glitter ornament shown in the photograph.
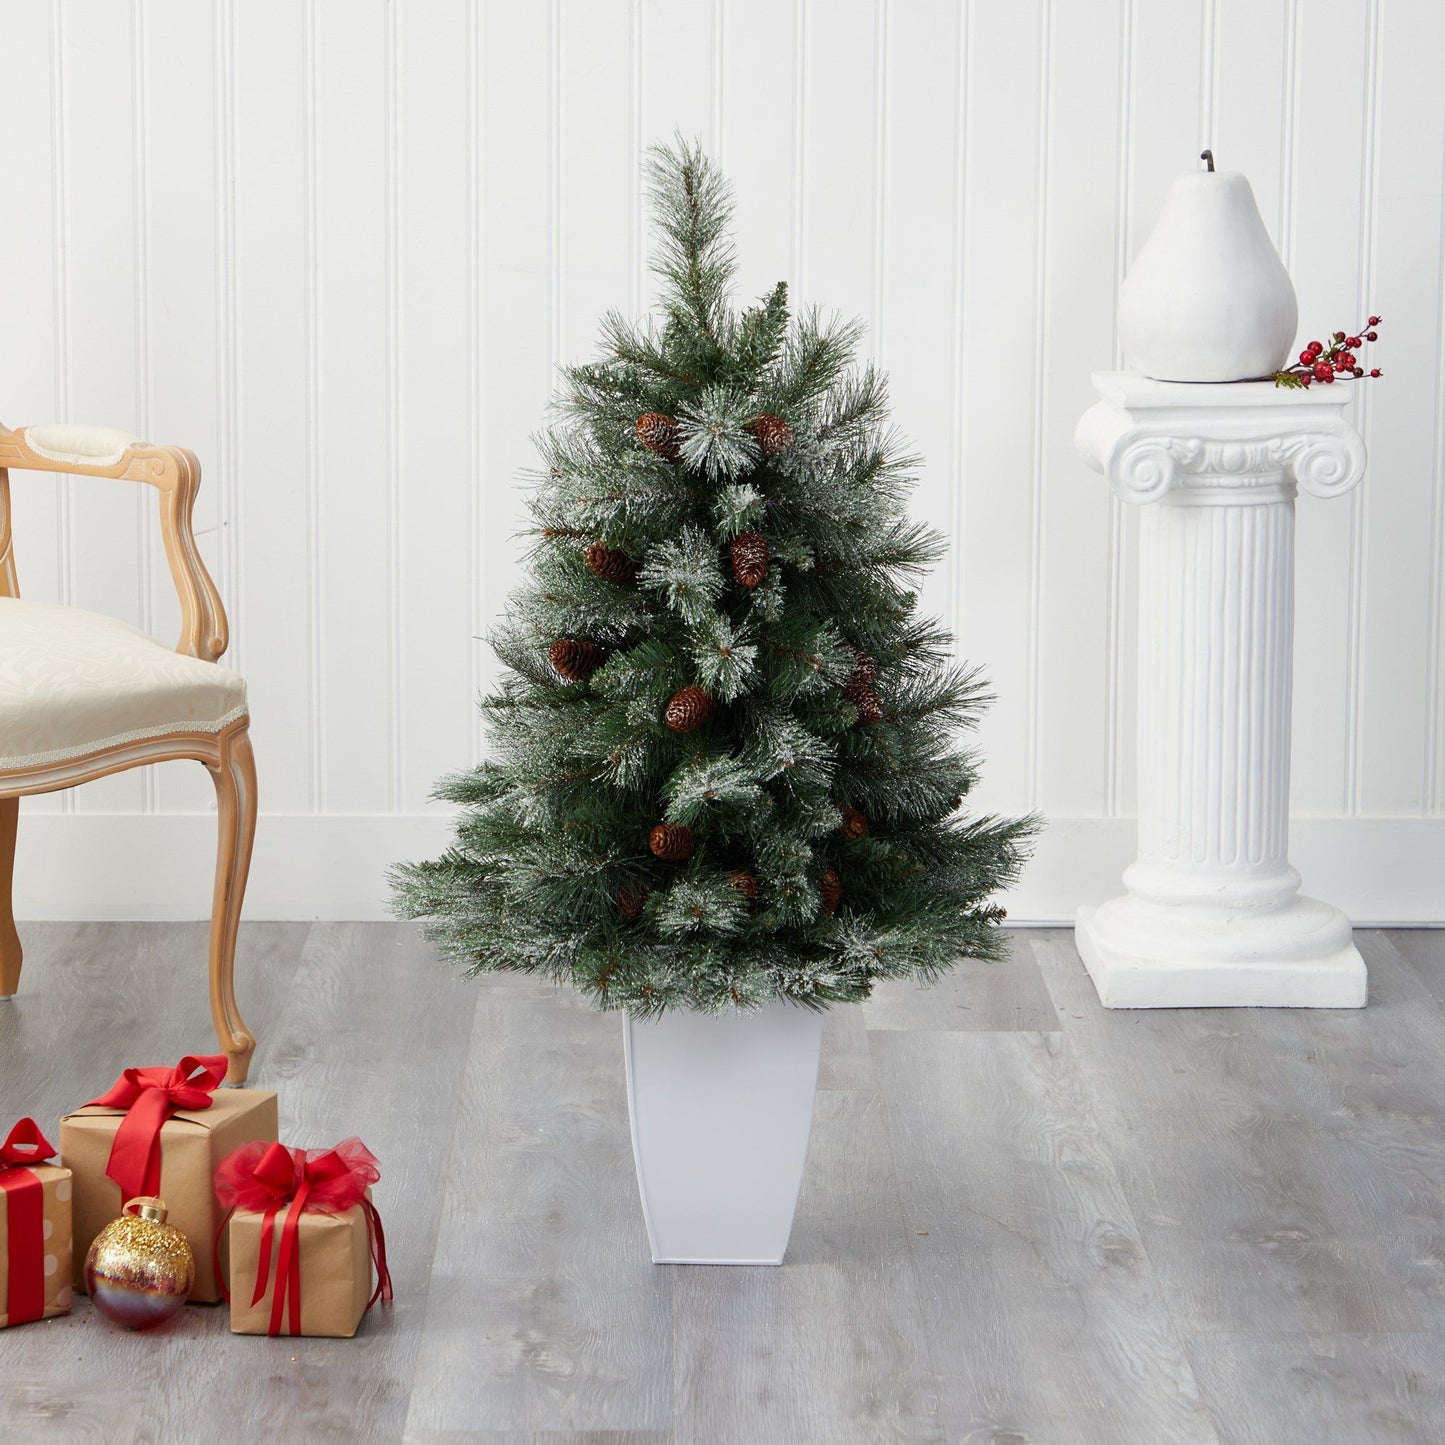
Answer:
[84,1196,194,1330]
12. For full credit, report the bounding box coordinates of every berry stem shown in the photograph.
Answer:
[1268,316,1382,389]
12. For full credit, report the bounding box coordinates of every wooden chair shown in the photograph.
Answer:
[0,423,256,1083]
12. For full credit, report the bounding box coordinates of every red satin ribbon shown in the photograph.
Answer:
[214,1138,392,1337]
[85,1054,228,1203]
[0,1118,57,1325]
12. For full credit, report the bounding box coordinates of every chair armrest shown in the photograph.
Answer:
[16,424,142,470]
[0,424,229,662]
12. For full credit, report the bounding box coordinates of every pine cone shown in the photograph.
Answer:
[747,413,795,457]
[846,649,876,690]
[648,823,695,862]
[852,687,884,725]
[819,868,842,914]
[731,530,769,588]
[549,637,606,682]
[584,541,639,587]
[635,412,681,463]
[728,871,758,900]
[839,805,868,840]
[617,885,649,921]
[664,685,713,733]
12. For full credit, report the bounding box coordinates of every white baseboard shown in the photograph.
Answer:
[10,810,1445,926]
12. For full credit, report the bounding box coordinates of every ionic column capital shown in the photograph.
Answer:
[1075,372,1367,506]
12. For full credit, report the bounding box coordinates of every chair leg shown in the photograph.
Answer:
[207,720,258,1084]
[0,797,21,998]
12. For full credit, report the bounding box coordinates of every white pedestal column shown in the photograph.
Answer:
[1074,372,1368,1009]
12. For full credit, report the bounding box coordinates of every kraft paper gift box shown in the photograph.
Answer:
[0,1119,73,1329]
[61,1054,277,1303]
[228,1194,378,1338]
[217,1138,391,1338]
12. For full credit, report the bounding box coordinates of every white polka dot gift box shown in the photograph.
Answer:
[0,1118,72,1328]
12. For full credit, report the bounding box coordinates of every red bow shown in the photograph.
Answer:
[0,1118,58,1325]
[85,1054,228,1203]
[214,1138,392,1337]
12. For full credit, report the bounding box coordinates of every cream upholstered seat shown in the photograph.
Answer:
[0,422,258,1084]
[0,598,247,770]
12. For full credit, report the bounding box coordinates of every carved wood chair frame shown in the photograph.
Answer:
[0,424,256,1083]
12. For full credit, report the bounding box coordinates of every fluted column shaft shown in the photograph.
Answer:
[1073,373,1367,1009]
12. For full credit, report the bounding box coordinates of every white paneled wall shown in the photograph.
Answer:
[2,0,1443,921]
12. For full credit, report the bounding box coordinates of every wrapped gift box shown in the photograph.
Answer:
[62,1061,277,1303]
[228,1194,376,1338]
[0,1120,73,1329]
[217,1137,390,1338]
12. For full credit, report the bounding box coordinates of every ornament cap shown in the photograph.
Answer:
[125,1196,169,1224]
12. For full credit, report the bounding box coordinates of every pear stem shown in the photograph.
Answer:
[1200,149,1216,172]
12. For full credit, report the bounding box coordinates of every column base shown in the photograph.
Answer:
[1074,894,1367,1009]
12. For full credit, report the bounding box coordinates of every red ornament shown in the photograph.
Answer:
[1369,315,1381,326]
[1307,340,1324,355]
[1313,362,1332,381]
[1370,368,1382,378]
[1345,336,1362,349]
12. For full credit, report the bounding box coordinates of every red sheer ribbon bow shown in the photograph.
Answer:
[213,1138,391,1337]
[0,1118,58,1325]
[85,1054,228,1203]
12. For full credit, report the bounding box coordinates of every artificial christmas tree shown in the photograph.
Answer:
[393,138,1031,1020]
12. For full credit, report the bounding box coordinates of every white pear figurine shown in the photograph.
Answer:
[1119,152,1297,383]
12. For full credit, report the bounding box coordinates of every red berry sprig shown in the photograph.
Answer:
[1271,317,1383,389]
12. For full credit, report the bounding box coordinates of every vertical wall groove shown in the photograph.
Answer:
[790,0,808,300]
[384,0,403,812]
[468,0,484,762]
[131,0,155,812]
[302,0,323,811]
[214,0,240,680]
[869,0,891,365]
[48,0,73,616]
[1198,0,1219,151]
[1025,0,1053,811]
[48,0,71,815]
[548,0,562,371]
[712,0,727,161]
[1427,135,1445,812]
[1344,0,1381,815]
[1104,0,1135,817]
[629,0,643,317]
[1278,0,1300,251]
[947,0,971,650]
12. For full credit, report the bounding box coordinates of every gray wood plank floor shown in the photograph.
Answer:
[2,923,1445,1443]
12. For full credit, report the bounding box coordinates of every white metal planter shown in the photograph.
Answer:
[624,1000,823,1265]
